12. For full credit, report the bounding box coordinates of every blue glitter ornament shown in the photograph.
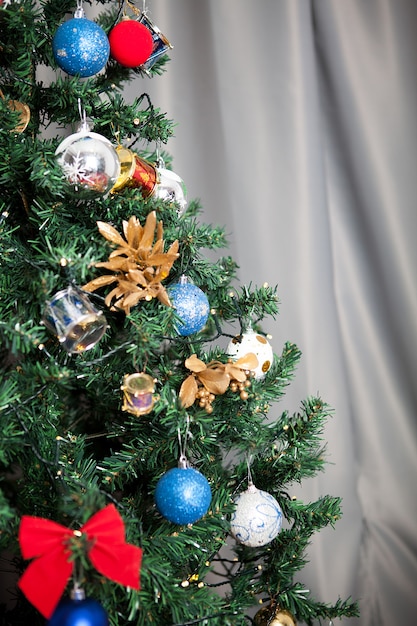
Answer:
[48,596,108,626]
[155,462,212,525]
[168,277,210,336]
[52,7,110,77]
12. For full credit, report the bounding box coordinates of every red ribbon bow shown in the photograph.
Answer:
[17,504,143,618]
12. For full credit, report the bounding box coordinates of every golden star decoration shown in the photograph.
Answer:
[83,212,179,314]
[179,352,259,413]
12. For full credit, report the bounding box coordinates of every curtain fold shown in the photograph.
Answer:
[312,1,417,623]
[138,2,417,623]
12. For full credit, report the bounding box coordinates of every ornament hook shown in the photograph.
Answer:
[155,144,164,169]
[177,416,191,467]
[246,313,255,332]
[75,0,85,19]
[77,98,89,132]
[71,558,85,598]
[246,453,254,487]
[71,584,86,601]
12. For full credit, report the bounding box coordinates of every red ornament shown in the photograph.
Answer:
[17,504,142,618]
[109,18,153,67]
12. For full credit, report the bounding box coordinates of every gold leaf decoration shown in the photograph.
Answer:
[179,375,199,409]
[83,212,179,314]
[179,352,259,413]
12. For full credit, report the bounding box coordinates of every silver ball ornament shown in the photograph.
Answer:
[55,128,120,196]
[155,166,187,213]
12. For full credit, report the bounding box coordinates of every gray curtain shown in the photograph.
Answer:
[130,1,417,624]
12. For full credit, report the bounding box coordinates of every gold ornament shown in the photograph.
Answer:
[253,606,271,626]
[254,605,296,626]
[121,372,157,416]
[8,99,30,132]
[83,212,179,314]
[0,89,30,132]
[269,610,297,626]
[254,605,272,626]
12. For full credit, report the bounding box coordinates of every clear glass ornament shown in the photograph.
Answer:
[43,285,107,353]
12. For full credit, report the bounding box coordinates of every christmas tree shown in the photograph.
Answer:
[0,2,359,625]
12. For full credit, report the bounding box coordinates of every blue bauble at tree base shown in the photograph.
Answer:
[52,15,110,77]
[168,279,210,336]
[48,596,108,626]
[155,465,212,525]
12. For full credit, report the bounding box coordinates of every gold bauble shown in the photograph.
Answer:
[0,89,30,132]
[254,605,296,626]
[254,605,272,626]
[8,100,30,132]
[269,609,297,626]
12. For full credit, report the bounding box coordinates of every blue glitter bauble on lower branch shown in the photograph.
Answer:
[52,13,110,77]
[155,465,212,525]
[168,276,210,336]
[48,596,108,626]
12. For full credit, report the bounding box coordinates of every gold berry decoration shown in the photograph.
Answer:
[179,353,258,413]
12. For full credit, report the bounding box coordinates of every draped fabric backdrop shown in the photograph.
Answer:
[129,1,417,624]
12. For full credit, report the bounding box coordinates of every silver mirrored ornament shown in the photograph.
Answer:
[55,121,120,196]
[155,166,187,213]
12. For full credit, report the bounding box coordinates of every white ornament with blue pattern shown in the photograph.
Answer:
[230,483,283,547]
